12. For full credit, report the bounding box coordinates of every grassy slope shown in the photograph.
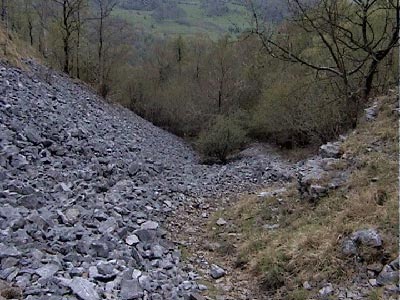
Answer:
[207,93,399,298]
[0,25,41,68]
[113,1,250,38]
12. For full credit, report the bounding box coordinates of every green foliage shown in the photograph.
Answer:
[196,116,247,163]
[249,63,348,147]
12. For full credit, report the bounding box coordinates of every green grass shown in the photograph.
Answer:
[113,0,251,39]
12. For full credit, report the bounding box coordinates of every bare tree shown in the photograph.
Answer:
[51,0,85,74]
[91,0,118,94]
[22,0,35,46]
[249,0,399,123]
[32,0,50,56]
[207,36,237,113]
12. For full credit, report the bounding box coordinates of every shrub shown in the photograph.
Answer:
[196,116,247,163]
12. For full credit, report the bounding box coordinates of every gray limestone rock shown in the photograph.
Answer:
[68,277,99,300]
[125,235,140,246]
[319,142,342,159]
[35,264,59,279]
[140,221,159,230]
[120,279,143,300]
[210,264,226,279]
[350,229,382,248]
[319,283,334,297]
[0,244,21,258]
[377,257,399,286]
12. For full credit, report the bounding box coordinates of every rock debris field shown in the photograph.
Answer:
[0,61,295,300]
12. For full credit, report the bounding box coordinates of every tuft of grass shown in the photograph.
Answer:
[287,289,311,300]
[368,287,385,300]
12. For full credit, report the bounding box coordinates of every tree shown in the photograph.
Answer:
[91,0,118,95]
[22,0,35,46]
[33,0,51,56]
[208,36,237,113]
[250,0,399,124]
[51,0,85,74]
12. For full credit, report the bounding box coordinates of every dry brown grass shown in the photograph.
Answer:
[208,93,399,297]
[0,24,40,68]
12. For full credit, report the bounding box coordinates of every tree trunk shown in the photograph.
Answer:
[28,20,33,46]
[1,0,6,22]
[63,37,69,74]
[218,88,222,113]
[76,11,81,79]
[98,15,104,87]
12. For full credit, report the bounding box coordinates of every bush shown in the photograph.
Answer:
[196,116,247,163]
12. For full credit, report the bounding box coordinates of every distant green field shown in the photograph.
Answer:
[113,0,251,39]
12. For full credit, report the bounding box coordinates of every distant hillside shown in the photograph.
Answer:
[114,0,288,37]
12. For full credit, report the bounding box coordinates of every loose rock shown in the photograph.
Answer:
[210,264,226,279]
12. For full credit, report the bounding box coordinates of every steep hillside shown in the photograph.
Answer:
[0,60,294,299]
[114,0,250,38]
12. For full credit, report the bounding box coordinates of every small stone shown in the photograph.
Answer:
[97,263,114,276]
[198,284,208,291]
[258,191,272,198]
[69,277,99,300]
[125,235,139,246]
[319,283,334,297]
[131,269,142,280]
[138,275,151,290]
[365,103,378,121]
[216,218,227,226]
[377,264,399,285]
[120,279,143,300]
[0,244,21,258]
[35,264,59,279]
[341,239,358,255]
[65,208,80,223]
[210,264,225,279]
[140,221,159,230]
[99,218,117,234]
[351,229,382,247]
[303,281,312,290]
[150,244,164,259]
[319,142,342,158]
[134,229,156,243]
[369,279,378,286]
[263,224,280,230]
